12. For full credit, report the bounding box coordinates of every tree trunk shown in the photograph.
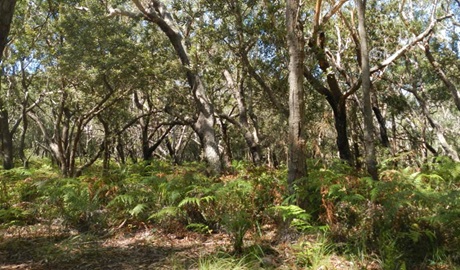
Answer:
[0,110,13,169]
[18,97,29,168]
[191,76,222,174]
[0,47,14,170]
[116,135,126,165]
[356,0,378,180]
[422,43,460,112]
[219,119,232,169]
[303,38,354,165]
[0,0,16,60]
[286,0,307,192]
[372,102,390,148]
[332,99,353,164]
[99,117,111,173]
[350,102,363,170]
[223,70,262,165]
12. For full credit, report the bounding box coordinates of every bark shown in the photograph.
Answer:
[372,96,390,148]
[0,0,16,169]
[333,100,353,163]
[356,0,378,180]
[18,71,30,167]
[0,0,16,61]
[286,0,307,192]
[165,138,180,165]
[350,101,363,170]
[0,109,13,169]
[192,79,221,173]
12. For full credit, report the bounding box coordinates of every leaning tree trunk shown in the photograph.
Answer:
[129,0,222,174]
[356,0,378,180]
[286,0,307,192]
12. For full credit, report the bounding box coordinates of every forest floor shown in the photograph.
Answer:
[0,222,361,270]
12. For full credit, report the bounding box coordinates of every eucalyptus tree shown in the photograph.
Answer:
[385,0,460,161]
[108,0,223,174]
[356,0,377,179]
[286,0,307,189]
[300,0,454,170]
[21,1,152,176]
[198,0,290,166]
[0,0,49,169]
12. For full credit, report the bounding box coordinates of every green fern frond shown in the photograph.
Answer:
[129,203,147,217]
[178,196,201,208]
[148,206,180,221]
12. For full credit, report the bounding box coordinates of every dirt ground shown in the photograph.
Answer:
[0,223,360,270]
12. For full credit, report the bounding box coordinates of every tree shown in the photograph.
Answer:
[109,0,222,174]
[356,0,378,180]
[0,0,17,169]
[286,0,307,192]
[303,0,356,165]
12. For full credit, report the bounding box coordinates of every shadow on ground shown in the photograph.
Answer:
[0,229,195,270]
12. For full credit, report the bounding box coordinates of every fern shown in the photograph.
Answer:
[178,197,201,208]
[149,206,181,221]
[178,195,215,208]
[272,205,312,231]
[129,203,147,217]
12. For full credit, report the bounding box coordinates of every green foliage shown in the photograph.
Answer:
[317,157,460,267]
[270,205,312,232]
[36,177,108,232]
[193,253,255,270]
[293,235,334,269]
[1,158,459,268]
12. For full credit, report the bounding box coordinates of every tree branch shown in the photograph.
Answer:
[107,6,143,19]
[372,1,452,74]
[321,0,348,25]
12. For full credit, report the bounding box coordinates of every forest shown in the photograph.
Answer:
[0,0,460,269]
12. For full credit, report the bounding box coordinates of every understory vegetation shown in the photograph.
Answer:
[1,157,459,269]
[1,1,460,269]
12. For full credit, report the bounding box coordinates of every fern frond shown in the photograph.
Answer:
[129,203,147,217]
